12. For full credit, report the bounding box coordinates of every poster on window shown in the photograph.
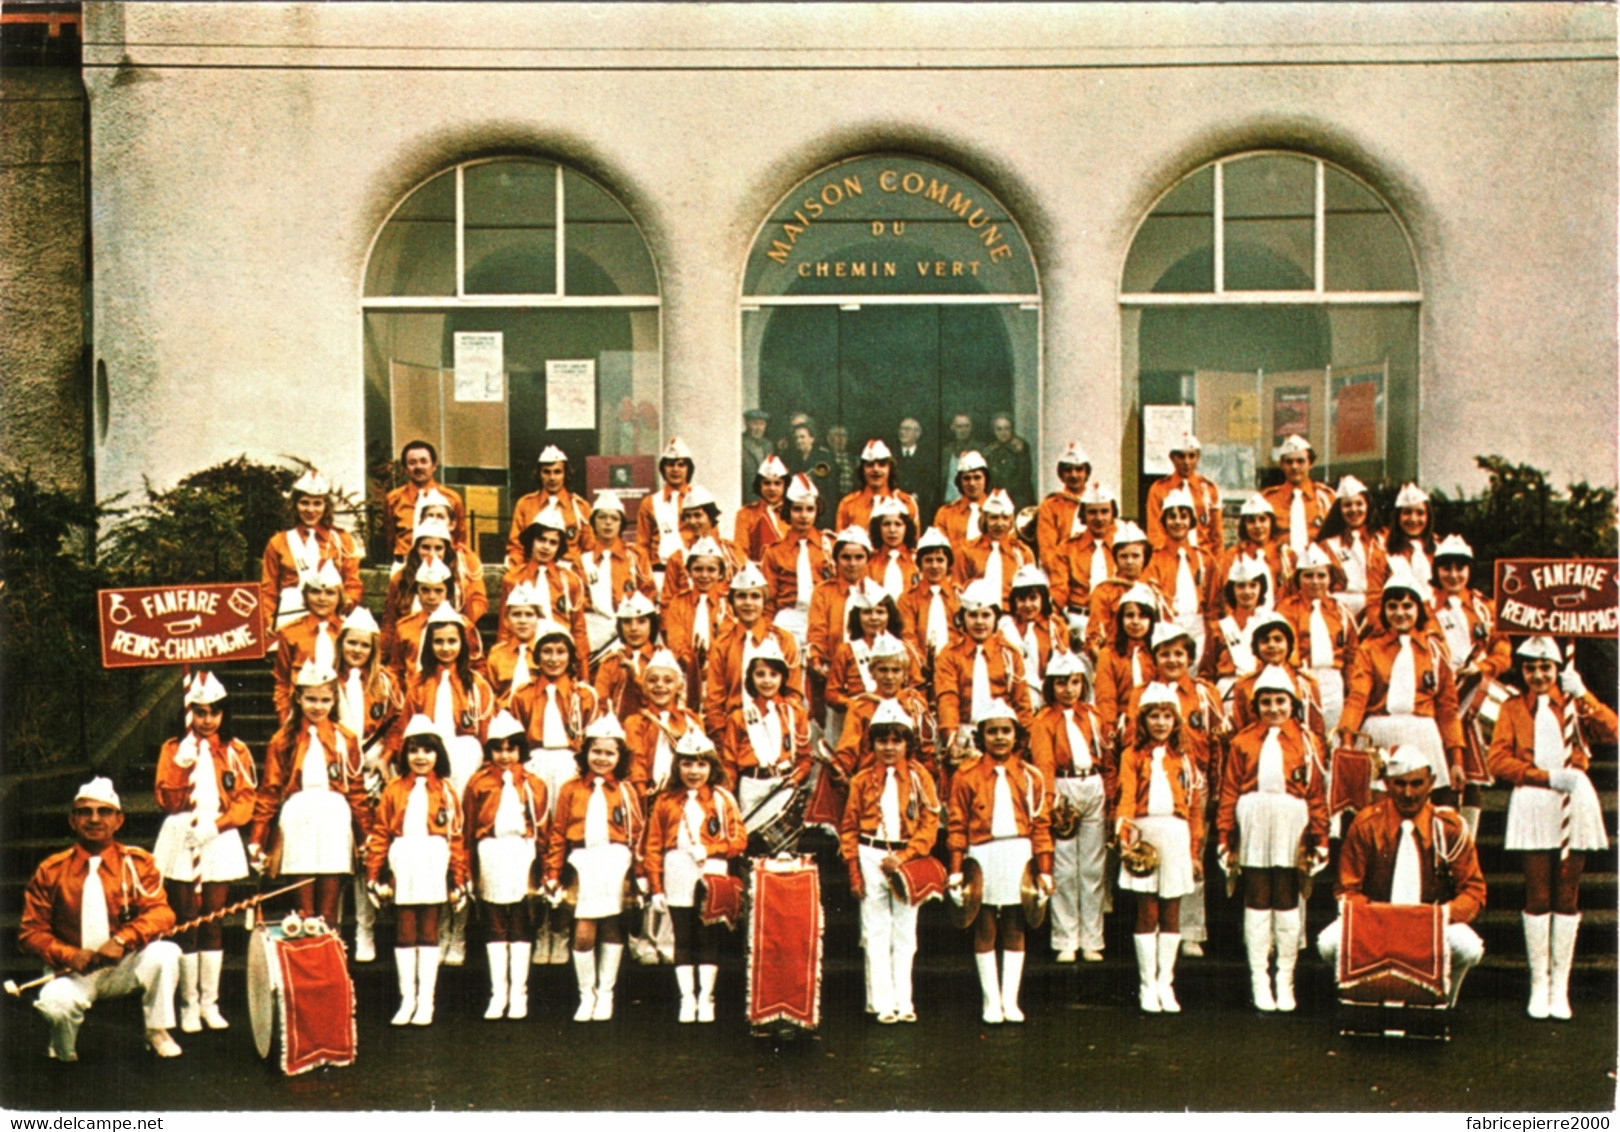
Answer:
[1330,362,1387,463]
[453,332,504,402]
[1271,387,1311,448]
[1141,403,1195,475]
[547,359,597,430]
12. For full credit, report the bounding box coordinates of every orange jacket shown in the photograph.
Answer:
[383,481,467,560]
[1115,742,1205,857]
[761,532,834,614]
[1215,720,1329,854]
[1487,688,1617,787]
[1260,480,1337,548]
[637,485,692,562]
[594,642,662,720]
[338,666,408,769]
[1431,588,1513,680]
[933,635,1033,733]
[1119,675,1228,786]
[839,758,941,865]
[506,489,595,569]
[932,496,987,548]
[735,500,787,562]
[807,577,861,669]
[383,547,488,637]
[1335,797,1485,924]
[953,535,1036,603]
[826,637,925,709]
[643,786,748,896]
[462,763,548,843]
[486,639,537,704]
[544,775,645,882]
[404,669,496,742]
[624,706,707,791]
[272,613,345,719]
[1092,642,1155,736]
[384,607,486,682]
[1146,474,1224,551]
[1034,491,1084,577]
[153,735,257,833]
[1028,702,1116,809]
[495,561,591,663]
[250,721,370,852]
[363,772,470,889]
[896,577,961,661]
[508,675,600,751]
[1051,532,1114,614]
[1274,593,1356,672]
[833,689,937,779]
[259,526,363,637]
[702,621,804,736]
[868,546,918,597]
[1339,630,1463,750]
[721,696,812,783]
[946,754,1053,863]
[1142,538,1219,620]
[837,487,920,533]
[20,843,175,967]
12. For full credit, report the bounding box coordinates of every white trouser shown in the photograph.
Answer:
[36,941,182,1044]
[1317,916,1484,1002]
[1050,776,1108,953]
[858,845,919,1016]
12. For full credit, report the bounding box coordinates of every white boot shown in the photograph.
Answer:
[411,946,440,1025]
[1550,913,1580,1021]
[676,966,697,1023]
[1272,909,1301,1013]
[573,949,597,1021]
[999,950,1026,1023]
[392,948,417,1026]
[975,951,1004,1024]
[507,943,531,1019]
[199,950,229,1029]
[177,953,202,1034]
[1134,934,1160,1013]
[1244,909,1276,1012]
[484,943,509,1020]
[1523,912,1552,1019]
[697,963,719,1023]
[145,1028,183,1058]
[1156,932,1181,1013]
[353,875,376,962]
[593,943,623,1020]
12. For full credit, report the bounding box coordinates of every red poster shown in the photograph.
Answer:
[585,455,657,512]
[1334,380,1379,458]
[1271,387,1311,447]
[98,582,266,668]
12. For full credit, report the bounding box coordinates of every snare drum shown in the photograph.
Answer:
[742,776,808,856]
[886,856,949,907]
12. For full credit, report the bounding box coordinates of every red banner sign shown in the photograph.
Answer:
[1494,558,1620,638]
[98,583,266,669]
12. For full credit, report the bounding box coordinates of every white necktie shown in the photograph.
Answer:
[1309,599,1334,670]
[652,713,675,789]
[1391,819,1422,904]
[1441,597,1470,672]
[1226,618,1256,676]
[1410,545,1431,590]
[1343,531,1368,591]
[493,769,524,837]
[510,644,532,694]
[301,725,330,790]
[879,767,902,842]
[584,777,609,847]
[1090,543,1110,591]
[740,631,760,681]
[1257,726,1286,793]
[1063,708,1092,772]
[535,569,554,621]
[971,646,993,722]
[990,765,1017,837]
[541,685,568,749]
[1020,622,1042,687]
[757,702,783,769]
[340,668,367,735]
[588,552,615,614]
[190,737,222,820]
[1146,746,1174,816]
[1174,549,1198,615]
[1387,634,1416,715]
[883,550,904,597]
[403,774,430,834]
[1129,647,1144,688]
[314,621,336,674]
[984,546,1004,599]
[795,540,814,611]
[432,673,456,732]
[1289,489,1308,553]
[1533,694,1566,772]
[853,641,876,693]
[693,592,712,651]
[289,527,320,574]
[80,855,110,952]
[926,586,949,654]
[682,789,706,850]
[967,504,981,542]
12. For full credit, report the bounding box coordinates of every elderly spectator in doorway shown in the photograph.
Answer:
[986,412,1036,511]
[893,416,937,520]
[785,418,837,528]
[826,426,857,501]
[742,409,774,500]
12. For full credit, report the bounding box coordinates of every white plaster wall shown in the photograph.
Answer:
[83,2,1616,517]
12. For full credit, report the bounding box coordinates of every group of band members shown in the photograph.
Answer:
[18,431,1613,1062]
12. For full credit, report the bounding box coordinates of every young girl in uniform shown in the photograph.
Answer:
[365,716,470,1026]
[1115,683,1204,1013]
[833,633,936,782]
[1203,557,1270,699]
[1084,521,1153,658]
[249,661,369,928]
[1488,636,1616,1021]
[259,470,362,639]
[645,731,748,1022]
[625,648,703,794]
[544,714,645,1021]
[827,580,915,713]
[510,619,600,800]
[384,512,487,642]
[486,582,543,702]
[839,702,942,1023]
[867,495,918,600]
[462,709,547,1020]
[735,454,790,561]
[933,579,1033,769]
[1217,667,1329,1012]
[721,642,813,817]
[1144,488,1217,668]
[1373,482,1438,613]
[1275,544,1353,737]
[663,543,731,711]
[152,672,256,1032]
[1028,652,1112,964]
[1218,494,1286,608]
[498,508,591,665]
[593,592,662,720]
[946,699,1052,1024]
[271,561,345,720]
[580,489,653,659]
[1002,564,1069,711]
[1315,474,1386,618]
[1093,583,1159,745]
[896,527,960,675]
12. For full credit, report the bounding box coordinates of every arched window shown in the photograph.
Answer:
[741,155,1041,522]
[363,158,661,561]
[1118,152,1420,520]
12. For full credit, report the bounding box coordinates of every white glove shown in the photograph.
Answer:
[947,872,965,905]
[1216,846,1235,877]
[635,876,651,897]
[1037,873,1054,898]
[450,885,470,912]
[184,820,220,849]
[542,878,564,906]
[366,879,393,904]
[247,843,268,876]
[1546,768,1583,794]
[1560,662,1589,700]
[1309,845,1332,877]
[650,893,669,914]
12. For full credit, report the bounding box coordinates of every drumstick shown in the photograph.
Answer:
[4,973,53,997]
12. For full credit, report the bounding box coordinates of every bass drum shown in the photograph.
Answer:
[248,923,275,1060]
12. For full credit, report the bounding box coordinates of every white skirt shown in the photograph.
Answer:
[967,836,1031,908]
[389,834,450,906]
[526,748,578,816]
[477,836,536,904]
[1363,713,1447,783]
[446,735,484,800]
[153,815,249,884]
[277,789,354,875]
[1118,815,1194,899]
[570,842,632,919]
[1504,778,1610,853]
[663,849,728,908]
[1235,791,1310,869]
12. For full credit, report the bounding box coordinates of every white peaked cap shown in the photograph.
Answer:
[1434,534,1473,560]
[982,489,1016,516]
[834,526,874,551]
[1169,433,1201,454]
[871,699,917,730]
[675,728,718,756]
[485,710,525,744]
[786,474,819,503]
[758,455,789,479]
[590,489,625,515]
[413,518,453,544]
[748,636,789,666]
[1247,611,1294,648]
[290,470,330,497]
[1336,474,1369,498]
[867,633,909,660]
[729,562,769,591]
[1046,650,1087,678]
[644,647,683,674]
[1276,434,1314,458]
[860,439,893,462]
[537,445,568,464]
[1057,441,1091,467]
[1383,744,1431,779]
[1381,557,1426,601]
[972,697,1018,724]
[414,559,452,585]
[1010,563,1050,591]
[505,582,543,610]
[916,527,952,553]
[1137,682,1181,713]
[1239,493,1275,517]
[184,671,228,706]
[616,591,657,619]
[1252,664,1300,702]
[682,485,717,510]
[1516,635,1562,663]
[870,494,908,520]
[402,714,440,741]
[684,536,724,563]
[1394,482,1430,509]
[74,777,121,810]
[1120,583,1159,611]
[1296,544,1333,571]
[956,450,989,474]
[1079,482,1115,506]
[1226,556,1267,585]
[1112,520,1149,547]
[661,437,693,462]
[300,559,343,590]
[1150,622,1192,652]
[959,579,1002,611]
[534,504,568,532]
[1160,486,1196,514]
[847,579,889,610]
[426,603,466,627]
[584,713,627,741]
[295,660,338,687]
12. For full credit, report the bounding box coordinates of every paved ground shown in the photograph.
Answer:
[2,953,1613,1113]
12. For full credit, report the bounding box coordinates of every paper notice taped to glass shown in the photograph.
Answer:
[453,332,504,402]
[547,359,596,430]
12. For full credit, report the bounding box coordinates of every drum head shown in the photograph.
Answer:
[247,924,274,1060]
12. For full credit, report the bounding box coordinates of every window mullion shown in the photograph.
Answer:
[455,165,466,299]
[1213,161,1225,295]
[1313,159,1325,294]
[555,163,566,297]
